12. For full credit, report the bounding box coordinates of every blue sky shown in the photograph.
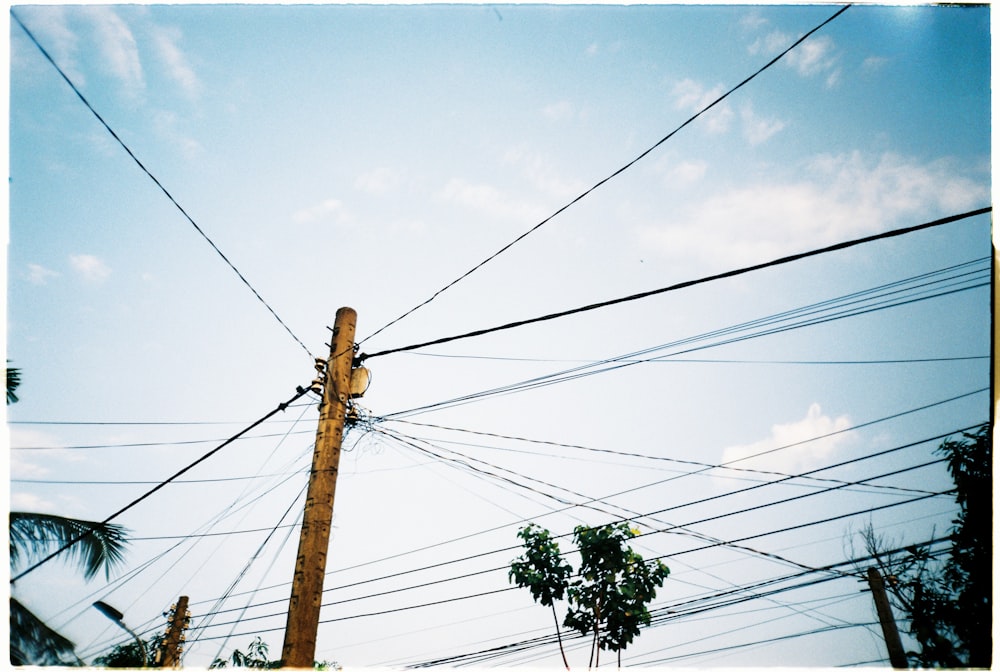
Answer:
[6,3,992,668]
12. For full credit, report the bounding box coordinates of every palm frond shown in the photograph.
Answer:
[10,596,83,666]
[10,512,129,580]
[6,362,21,405]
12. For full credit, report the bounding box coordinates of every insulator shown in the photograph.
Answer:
[314,357,327,372]
[310,377,323,393]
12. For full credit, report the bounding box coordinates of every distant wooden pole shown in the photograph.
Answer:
[157,595,189,668]
[867,567,908,669]
[281,307,357,668]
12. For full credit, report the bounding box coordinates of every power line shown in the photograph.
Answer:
[360,207,990,362]
[10,385,313,584]
[384,419,949,499]
[399,537,950,667]
[10,10,314,360]
[379,269,989,419]
[404,352,989,365]
[186,449,958,630]
[358,4,852,347]
[196,400,982,613]
[10,429,314,451]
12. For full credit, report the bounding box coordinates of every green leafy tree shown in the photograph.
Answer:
[853,424,991,667]
[509,524,574,669]
[10,513,130,665]
[511,522,669,668]
[92,633,163,668]
[209,637,341,670]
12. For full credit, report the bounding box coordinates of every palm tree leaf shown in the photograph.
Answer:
[9,512,129,580]
[10,596,82,665]
[6,362,21,405]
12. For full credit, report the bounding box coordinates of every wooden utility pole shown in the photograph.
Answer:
[281,307,357,668]
[156,595,189,668]
[867,567,908,669]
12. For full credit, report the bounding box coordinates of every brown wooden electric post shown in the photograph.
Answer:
[867,567,908,669]
[156,595,189,667]
[281,307,357,667]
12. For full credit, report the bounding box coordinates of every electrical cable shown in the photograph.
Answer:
[10,429,314,451]
[385,419,948,499]
[399,537,950,667]
[187,453,958,632]
[360,207,990,362]
[378,262,990,418]
[193,404,982,613]
[358,4,852,347]
[12,471,308,485]
[10,10,313,360]
[404,352,989,365]
[10,385,313,583]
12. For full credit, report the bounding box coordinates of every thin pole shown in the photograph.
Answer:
[281,308,357,667]
[867,567,908,668]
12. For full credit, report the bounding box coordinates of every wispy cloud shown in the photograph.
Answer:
[660,158,708,188]
[438,177,548,223]
[83,6,144,94]
[503,146,585,200]
[639,151,989,268]
[719,403,852,475]
[542,100,575,122]
[20,7,84,83]
[27,263,60,285]
[671,79,734,134]
[292,198,353,225]
[749,29,841,87]
[355,167,403,196]
[151,25,200,99]
[741,104,786,146]
[69,253,111,282]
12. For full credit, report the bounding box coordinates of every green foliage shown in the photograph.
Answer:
[10,511,129,581]
[510,521,669,667]
[209,637,341,669]
[10,597,83,666]
[10,512,131,666]
[92,633,163,668]
[855,424,991,668]
[7,361,21,404]
[510,524,573,606]
[210,637,278,668]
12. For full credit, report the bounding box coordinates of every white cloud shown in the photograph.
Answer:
[84,6,144,93]
[438,177,548,223]
[741,104,786,146]
[663,159,708,187]
[354,167,402,196]
[22,7,84,84]
[749,30,839,86]
[542,100,575,122]
[748,29,791,58]
[787,35,837,77]
[862,56,890,73]
[292,198,352,225]
[739,11,769,33]
[151,26,200,99]
[639,151,989,268]
[11,492,57,512]
[719,403,852,475]
[503,146,585,200]
[69,254,111,282]
[671,79,733,134]
[27,263,60,285]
